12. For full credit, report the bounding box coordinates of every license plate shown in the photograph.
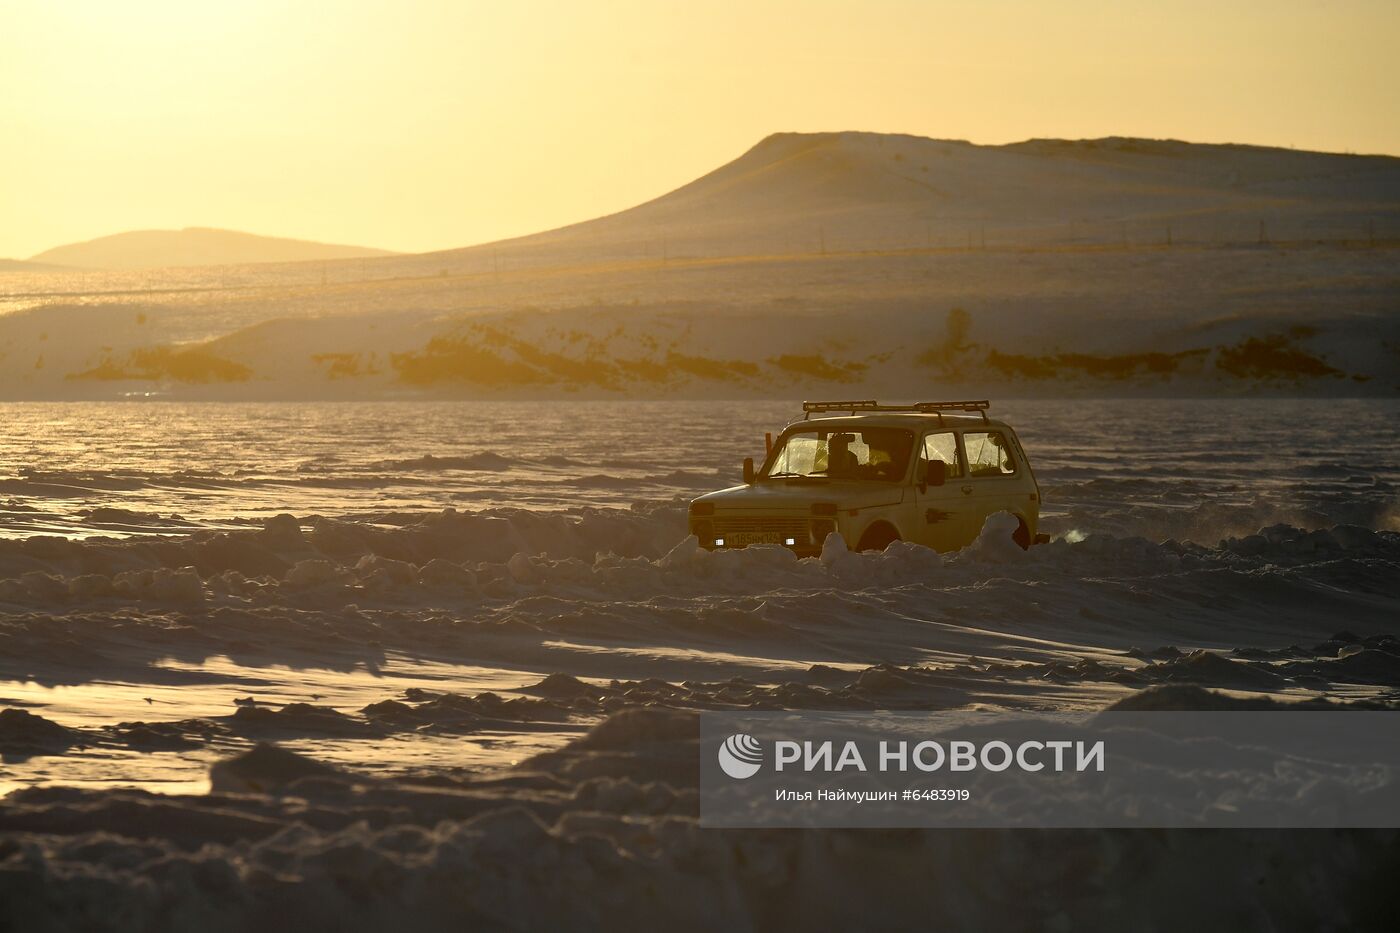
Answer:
[727,531,783,546]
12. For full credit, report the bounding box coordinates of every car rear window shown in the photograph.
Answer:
[964,431,1017,477]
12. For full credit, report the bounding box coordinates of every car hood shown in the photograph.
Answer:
[694,481,905,511]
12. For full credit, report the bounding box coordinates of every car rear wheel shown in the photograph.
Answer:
[1013,518,1031,551]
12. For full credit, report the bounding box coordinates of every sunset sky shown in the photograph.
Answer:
[2,0,1395,260]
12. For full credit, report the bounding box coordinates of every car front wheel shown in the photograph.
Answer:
[855,523,900,552]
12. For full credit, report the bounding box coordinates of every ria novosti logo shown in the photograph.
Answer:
[716,733,1107,779]
[718,733,764,779]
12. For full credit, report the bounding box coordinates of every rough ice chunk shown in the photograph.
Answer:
[284,559,344,588]
[820,532,852,567]
[507,552,538,583]
[967,512,1025,563]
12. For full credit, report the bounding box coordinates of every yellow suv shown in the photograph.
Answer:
[689,400,1043,554]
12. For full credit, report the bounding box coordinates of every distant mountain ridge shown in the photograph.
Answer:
[29,227,396,270]
[0,257,68,272]
[23,133,1399,275]
[409,131,1400,269]
[633,131,1400,230]
[2,131,1396,401]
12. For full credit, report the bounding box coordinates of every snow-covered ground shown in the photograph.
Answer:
[2,398,1398,930]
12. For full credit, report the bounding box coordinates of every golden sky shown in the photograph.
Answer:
[2,0,1395,260]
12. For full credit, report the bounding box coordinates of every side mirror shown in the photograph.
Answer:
[743,457,755,484]
[921,460,946,491]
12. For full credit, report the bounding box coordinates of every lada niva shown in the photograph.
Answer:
[688,400,1043,555]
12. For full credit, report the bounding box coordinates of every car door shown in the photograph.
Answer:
[912,430,975,551]
[959,428,1023,541]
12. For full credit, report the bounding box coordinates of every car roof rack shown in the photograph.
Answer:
[801,400,990,424]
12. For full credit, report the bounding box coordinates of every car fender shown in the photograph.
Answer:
[853,517,902,550]
[996,509,1033,549]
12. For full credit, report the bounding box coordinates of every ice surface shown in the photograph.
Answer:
[1,399,1398,928]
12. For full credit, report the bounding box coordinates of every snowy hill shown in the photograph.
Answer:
[29,227,396,270]
[1,132,1397,399]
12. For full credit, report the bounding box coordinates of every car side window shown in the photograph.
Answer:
[920,432,963,479]
[963,431,1016,477]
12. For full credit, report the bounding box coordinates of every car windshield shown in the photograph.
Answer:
[764,427,914,482]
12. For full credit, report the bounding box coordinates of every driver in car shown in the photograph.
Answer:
[866,432,913,481]
[826,433,860,477]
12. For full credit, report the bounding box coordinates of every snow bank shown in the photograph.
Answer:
[0,705,1394,932]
